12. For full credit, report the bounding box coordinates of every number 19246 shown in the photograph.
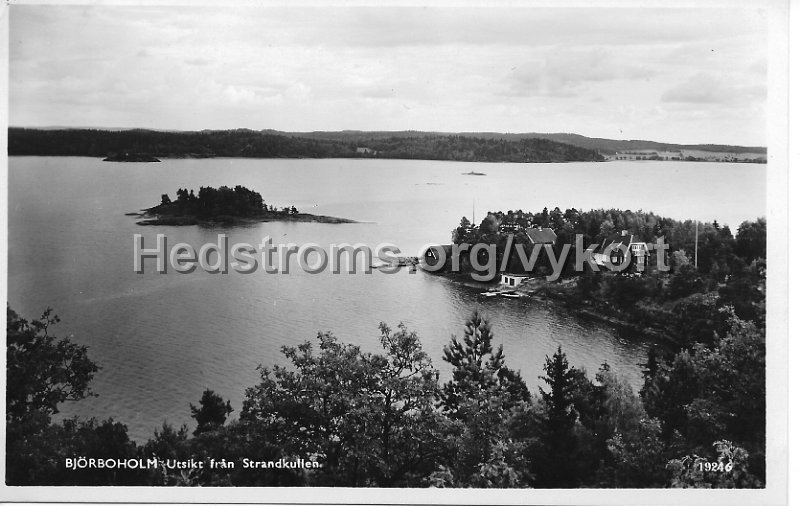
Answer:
[696,461,733,472]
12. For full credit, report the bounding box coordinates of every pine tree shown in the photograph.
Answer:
[539,346,579,433]
[190,389,233,436]
[532,346,585,487]
[440,311,529,416]
[436,312,533,487]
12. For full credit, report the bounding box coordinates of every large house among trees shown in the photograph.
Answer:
[425,224,561,277]
[593,230,650,272]
[425,220,653,278]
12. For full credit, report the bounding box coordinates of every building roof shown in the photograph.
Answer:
[525,226,558,244]
[600,231,633,251]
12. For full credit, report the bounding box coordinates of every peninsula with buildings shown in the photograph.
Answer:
[422,207,766,347]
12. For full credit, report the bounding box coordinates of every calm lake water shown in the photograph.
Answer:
[7,157,765,441]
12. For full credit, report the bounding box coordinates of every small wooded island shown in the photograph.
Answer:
[133,185,356,225]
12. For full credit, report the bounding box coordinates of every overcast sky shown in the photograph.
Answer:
[9,5,768,145]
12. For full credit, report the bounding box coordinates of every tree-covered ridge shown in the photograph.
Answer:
[6,305,765,488]
[8,128,604,163]
[276,130,767,156]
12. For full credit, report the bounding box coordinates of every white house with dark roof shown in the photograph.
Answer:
[593,230,649,272]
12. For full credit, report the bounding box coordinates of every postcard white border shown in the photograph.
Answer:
[0,0,791,504]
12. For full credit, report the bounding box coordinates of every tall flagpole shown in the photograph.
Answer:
[472,198,475,226]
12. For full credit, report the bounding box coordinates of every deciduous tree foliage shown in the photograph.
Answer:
[667,440,761,488]
[734,218,767,263]
[6,307,98,423]
[5,307,133,485]
[640,313,766,481]
[239,324,447,486]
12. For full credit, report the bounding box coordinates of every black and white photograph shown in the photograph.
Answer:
[1,0,791,503]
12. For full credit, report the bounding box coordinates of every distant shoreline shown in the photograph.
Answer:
[7,127,766,165]
[5,128,607,163]
[9,153,767,165]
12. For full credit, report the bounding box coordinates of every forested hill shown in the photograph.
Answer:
[7,127,604,163]
[521,133,766,156]
[279,130,766,156]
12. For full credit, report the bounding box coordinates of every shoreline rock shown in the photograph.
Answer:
[132,211,358,226]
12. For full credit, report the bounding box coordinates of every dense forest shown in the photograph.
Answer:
[7,128,604,163]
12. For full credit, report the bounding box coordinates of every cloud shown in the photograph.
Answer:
[503,47,654,98]
[661,73,766,105]
[360,87,396,99]
[256,7,764,49]
[7,4,768,145]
